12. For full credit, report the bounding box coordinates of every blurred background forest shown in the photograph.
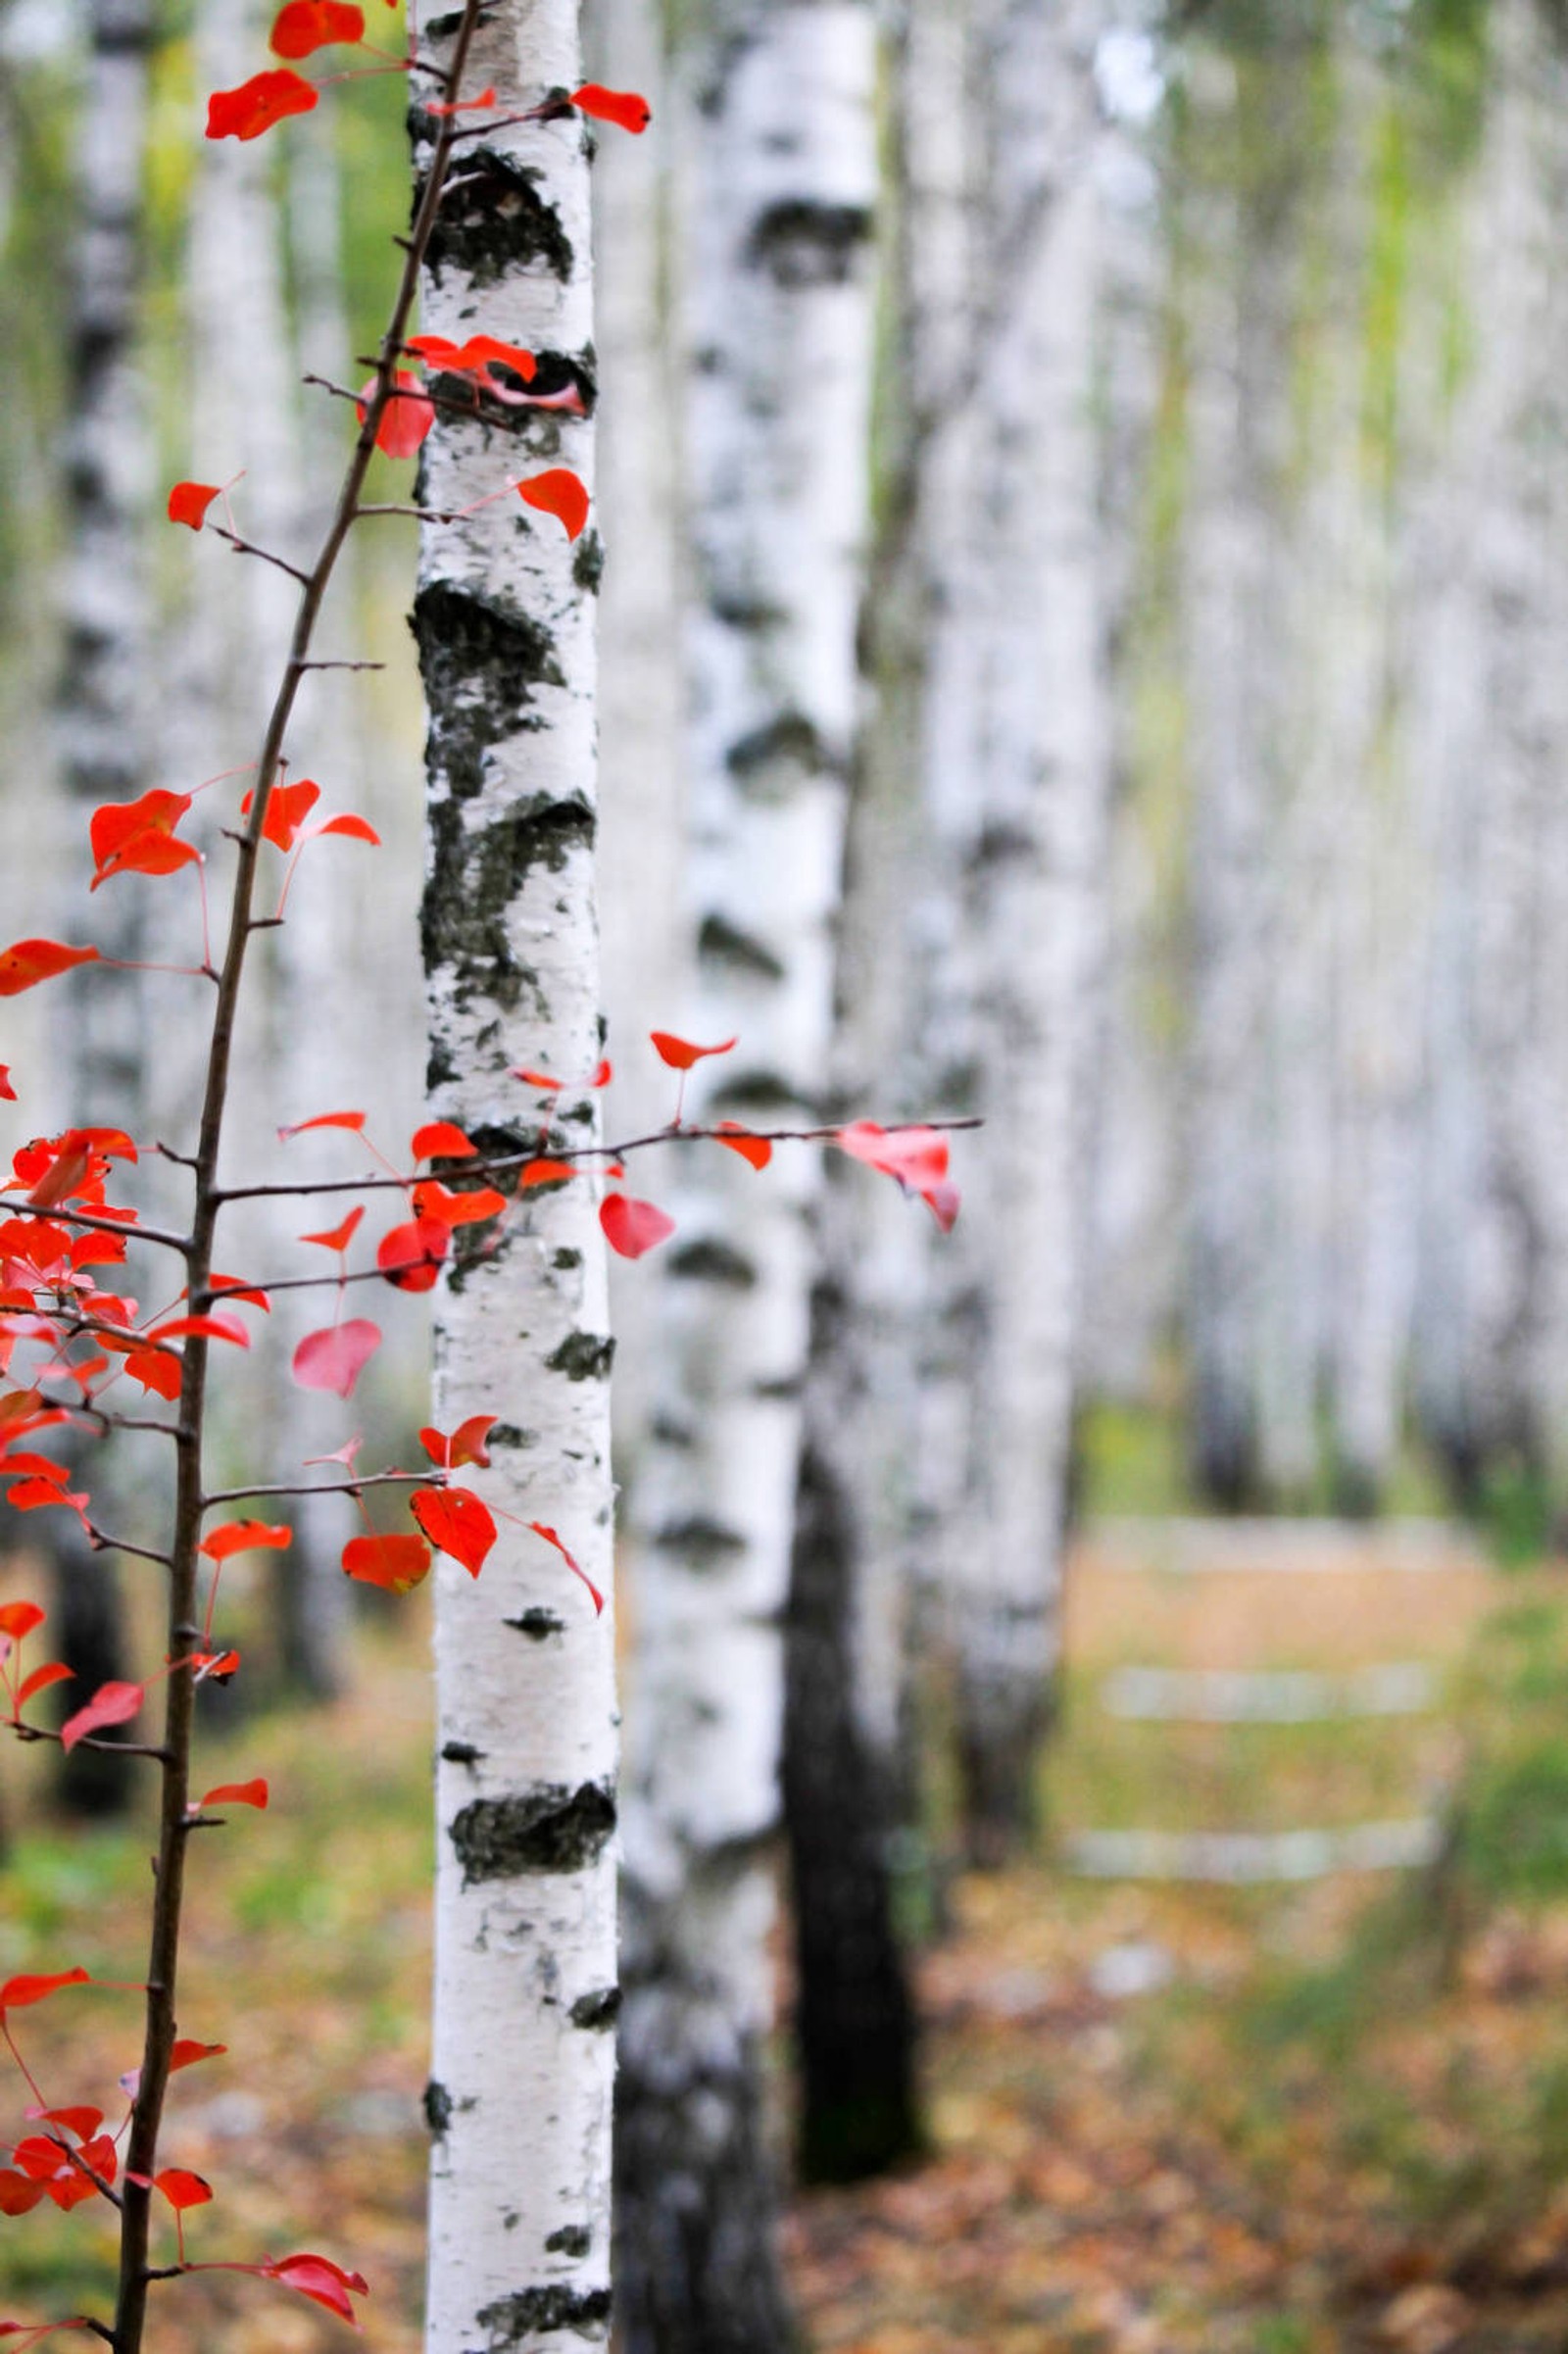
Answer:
[12,0,1568,2346]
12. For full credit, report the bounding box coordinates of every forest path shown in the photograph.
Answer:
[786,1518,1568,2354]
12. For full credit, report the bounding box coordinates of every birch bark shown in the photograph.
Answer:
[50,0,155,1812]
[916,0,1111,1859]
[614,0,877,2335]
[411,4,616,2343]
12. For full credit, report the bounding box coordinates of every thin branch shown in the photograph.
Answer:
[201,1470,433,1506]
[207,525,313,586]
[0,1195,192,1254]
[8,1723,172,1763]
[294,657,388,672]
[83,1520,173,1568]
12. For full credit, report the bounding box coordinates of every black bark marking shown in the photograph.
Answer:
[569,1986,620,2031]
[552,1247,583,1270]
[486,1422,535,1450]
[725,711,830,785]
[504,1608,565,1641]
[746,198,872,287]
[572,529,605,594]
[475,2284,612,2343]
[697,913,785,982]
[546,1331,614,1381]
[442,1740,484,1766]
[654,1516,746,1570]
[545,2225,592,2257]
[666,1237,757,1288]
[414,583,561,804]
[417,149,575,286]
[423,2080,454,2138]
[450,1780,616,1884]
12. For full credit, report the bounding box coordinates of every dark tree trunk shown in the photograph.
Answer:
[785,1414,922,2183]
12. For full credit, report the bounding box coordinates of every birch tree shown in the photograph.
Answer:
[613,0,877,2334]
[412,1,616,2341]
[50,0,155,1810]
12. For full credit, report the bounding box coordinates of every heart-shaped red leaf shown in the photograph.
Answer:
[600,1193,675,1259]
[517,468,590,541]
[291,1319,381,1398]
[376,1217,450,1292]
[410,1486,496,1578]
[411,1121,477,1160]
[200,1520,291,1562]
[341,1534,432,1593]
[359,370,434,459]
[154,2168,213,2211]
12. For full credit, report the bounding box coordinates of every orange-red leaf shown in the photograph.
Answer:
[300,809,380,848]
[511,1056,611,1091]
[517,1158,573,1189]
[0,2173,45,2215]
[263,2254,369,2323]
[341,1533,432,1593]
[206,67,318,141]
[124,1349,182,1399]
[650,1030,736,1071]
[528,1520,603,1614]
[410,1486,496,1578]
[300,1205,365,1253]
[0,1601,44,1642]
[713,1121,771,1170]
[418,1412,495,1470]
[168,480,220,529]
[17,1662,74,1708]
[60,1681,142,1751]
[570,80,652,132]
[0,1968,90,2013]
[0,940,100,997]
[358,369,434,459]
[270,0,363,56]
[241,777,319,852]
[198,1779,268,1812]
[423,83,498,117]
[411,1121,477,1160]
[145,1312,251,1349]
[90,789,198,889]
[0,1065,13,1101]
[601,1193,675,1259]
[407,331,535,383]
[517,468,590,541]
[28,2107,103,2143]
[5,1479,86,1515]
[291,1318,381,1398]
[277,1108,366,1141]
[376,1217,450,1292]
[208,1273,271,1311]
[200,1520,291,1562]
[154,2169,213,2211]
[172,2038,226,2074]
[412,1181,508,1229]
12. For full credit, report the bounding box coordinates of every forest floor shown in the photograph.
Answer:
[6,1522,1568,2352]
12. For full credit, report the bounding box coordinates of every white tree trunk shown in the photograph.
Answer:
[916,0,1111,1859]
[412,5,616,2343]
[615,0,876,2338]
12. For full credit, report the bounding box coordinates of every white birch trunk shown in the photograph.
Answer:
[412,5,615,2343]
[915,0,1111,1858]
[615,0,876,2337]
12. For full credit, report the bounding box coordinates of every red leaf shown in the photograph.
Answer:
[0,940,99,998]
[4,1479,86,1515]
[60,1680,142,1751]
[168,480,220,529]
[0,1968,90,2013]
[411,1121,477,1160]
[206,67,318,141]
[600,1193,675,1259]
[376,1218,449,1292]
[922,1179,960,1234]
[121,2039,226,2101]
[241,777,319,852]
[834,1120,950,1192]
[517,1158,573,1189]
[410,1486,496,1578]
[124,1349,182,1400]
[412,1181,508,1229]
[300,1205,365,1253]
[291,1319,381,1398]
[200,1520,291,1562]
[277,1108,366,1141]
[418,1413,495,1470]
[263,2254,369,2323]
[0,1601,44,1641]
[208,1273,271,1311]
[359,369,434,459]
[517,468,590,541]
[407,331,534,384]
[27,2107,102,2143]
[650,1030,737,1071]
[90,789,198,889]
[0,2173,44,2216]
[0,1066,12,1101]
[77,2136,117,2186]
[17,1663,74,1708]
[197,1779,268,1812]
[511,1057,611,1091]
[300,810,380,848]
[341,1533,432,1594]
[570,80,652,131]
[154,2168,213,2211]
[422,83,498,117]
[270,0,364,56]
[144,1312,251,1349]
[47,2172,100,2212]
[528,1521,604,1614]
[712,1121,771,1169]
